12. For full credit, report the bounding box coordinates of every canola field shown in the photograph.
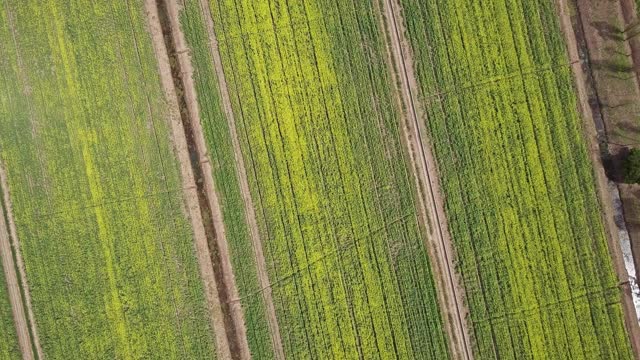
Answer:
[0,0,218,358]
[398,0,635,358]
[180,0,451,358]
[0,0,636,359]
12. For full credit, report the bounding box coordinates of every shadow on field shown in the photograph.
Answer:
[591,21,625,41]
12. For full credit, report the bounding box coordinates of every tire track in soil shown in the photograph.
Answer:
[144,1,239,358]
[377,0,473,359]
[196,0,286,359]
[0,163,39,360]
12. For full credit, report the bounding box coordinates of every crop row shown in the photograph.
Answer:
[183,0,453,358]
[399,0,634,358]
[0,0,217,358]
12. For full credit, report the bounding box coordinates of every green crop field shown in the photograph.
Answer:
[0,0,637,359]
[0,0,218,358]
[399,0,634,358]
[180,0,451,358]
[0,257,19,359]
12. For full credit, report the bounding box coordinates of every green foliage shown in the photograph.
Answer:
[183,0,451,358]
[400,0,634,358]
[0,0,216,358]
[624,148,640,184]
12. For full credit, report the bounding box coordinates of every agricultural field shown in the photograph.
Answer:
[0,0,218,358]
[0,0,638,359]
[398,0,635,358]
[180,0,452,358]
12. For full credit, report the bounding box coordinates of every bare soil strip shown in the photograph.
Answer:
[0,164,38,360]
[556,0,640,355]
[197,1,286,359]
[143,1,234,358]
[158,1,254,358]
[377,0,473,358]
[620,0,640,88]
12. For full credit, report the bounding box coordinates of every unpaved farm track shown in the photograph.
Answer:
[378,0,473,358]
[156,0,253,358]
[144,1,238,358]
[0,163,41,360]
[620,0,640,90]
[556,0,640,356]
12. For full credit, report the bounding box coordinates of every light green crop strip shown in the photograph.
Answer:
[207,0,451,358]
[0,0,217,358]
[399,0,634,358]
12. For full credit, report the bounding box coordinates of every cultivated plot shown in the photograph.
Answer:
[179,0,453,358]
[398,0,635,358]
[0,0,218,358]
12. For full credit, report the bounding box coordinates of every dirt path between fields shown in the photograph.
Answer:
[144,1,239,358]
[0,164,38,360]
[556,0,640,355]
[159,1,253,358]
[196,1,285,359]
[377,0,473,358]
[620,0,640,89]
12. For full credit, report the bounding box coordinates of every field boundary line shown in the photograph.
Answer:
[197,0,286,358]
[557,0,640,355]
[377,0,473,358]
[143,1,234,358]
[0,162,41,360]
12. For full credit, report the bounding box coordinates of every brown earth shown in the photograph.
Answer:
[143,1,233,358]
[574,0,640,147]
[621,0,640,87]
[159,1,253,358]
[558,0,640,355]
[376,0,473,358]
[0,164,37,360]
[196,0,286,358]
